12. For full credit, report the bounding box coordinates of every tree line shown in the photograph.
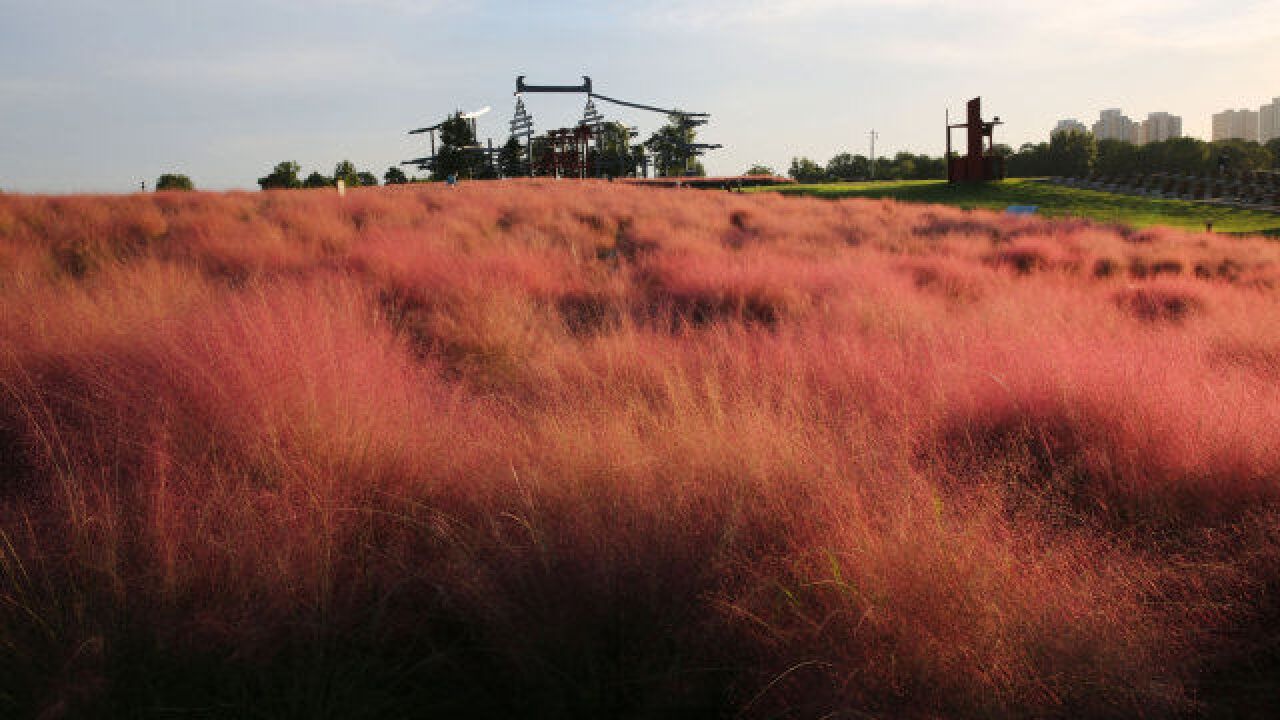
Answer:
[779,133,1280,184]
[781,152,948,183]
[162,124,1280,193]
[258,160,406,190]
[1008,132,1280,178]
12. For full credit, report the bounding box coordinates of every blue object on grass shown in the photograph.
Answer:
[1005,205,1038,215]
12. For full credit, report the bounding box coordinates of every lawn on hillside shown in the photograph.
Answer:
[753,178,1280,235]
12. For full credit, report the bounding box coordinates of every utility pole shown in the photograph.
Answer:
[869,129,879,180]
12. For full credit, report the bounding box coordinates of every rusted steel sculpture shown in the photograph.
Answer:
[946,97,1005,183]
[535,125,595,179]
[513,76,720,178]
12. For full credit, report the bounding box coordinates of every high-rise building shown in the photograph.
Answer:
[1092,109,1136,142]
[1212,108,1260,142]
[1141,112,1183,143]
[1261,98,1280,143]
[1053,118,1088,136]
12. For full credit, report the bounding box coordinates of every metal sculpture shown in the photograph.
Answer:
[404,76,722,179]
[513,76,720,177]
[946,97,1004,183]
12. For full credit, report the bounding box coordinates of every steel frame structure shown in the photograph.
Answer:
[946,97,1005,183]
[512,75,720,178]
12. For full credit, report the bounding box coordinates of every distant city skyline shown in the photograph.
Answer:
[1212,97,1280,143]
[2,1,1278,192]
[1053,94,1280,145]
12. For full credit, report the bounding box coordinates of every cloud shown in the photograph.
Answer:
[267,0,448,14]
[635,0,1280,58]
[110,45,413,95]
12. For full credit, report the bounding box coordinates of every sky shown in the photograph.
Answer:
[1,0,1277,193]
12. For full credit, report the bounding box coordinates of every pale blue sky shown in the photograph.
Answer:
[2,0,1277,192]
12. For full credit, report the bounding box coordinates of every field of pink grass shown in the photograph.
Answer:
[3,181,1280,717]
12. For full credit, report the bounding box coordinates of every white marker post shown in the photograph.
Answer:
[336,179,346,197]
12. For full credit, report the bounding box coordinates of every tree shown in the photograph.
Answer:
[629,144,649,178]
[1007,142,1051,178]
[644,113,703,177]
[384,166,409,185]
[333,160,361,187]
[1047,129,1096,177]
[303,172,332,189]
[825,153,869,181]
[356,171,379,187]
[744,164,775,176]
[1095,138,1141,176]
[788,157,827,183]
[1211,139,1272,173]
[529,135,552,177]
[1156,137,1211,174]
[155,173,194,191]
[258,161,302,190]
[499,136,527,178]
[591,122,637,178]
[1268,138,1280,169]
[911,153,946,180]
[432,114,485,181]
[885,151,921,180]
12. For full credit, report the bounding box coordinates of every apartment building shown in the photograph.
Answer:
[1212,108,1260,142]
[1141,112,1182,143]
[1092,108,1136,142]
[1261,98,1280,143]
[1054,118,1088,135]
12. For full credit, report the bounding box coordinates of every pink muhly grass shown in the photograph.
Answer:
[3,183,1280,716]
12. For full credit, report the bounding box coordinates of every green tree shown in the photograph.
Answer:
[333,160,361,187]
[432,114,485,180]
[384,166,409,185]
[1047,130,1096,177]
[303,171,333,189]
[744,164,775,176]
[885,151,920,180]
[356,171,379,187]
[788,157,827,183]
[644,113,702,177]
[1211,139,1272,173]
[529,135,552,177]
[1007,143,1050,177]
[258,161,302,190]
[1267,138,1280,168]
[1095,138,1141,176]
[591,122,637,178]
[630,145,649,178]
[499,136,527,178]
[1155,137,1211,174]
[912,153,946,179]
[825,153,868,181]
[155,173,194,191]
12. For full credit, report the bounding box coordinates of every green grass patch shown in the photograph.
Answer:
[751,178,1280,235]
